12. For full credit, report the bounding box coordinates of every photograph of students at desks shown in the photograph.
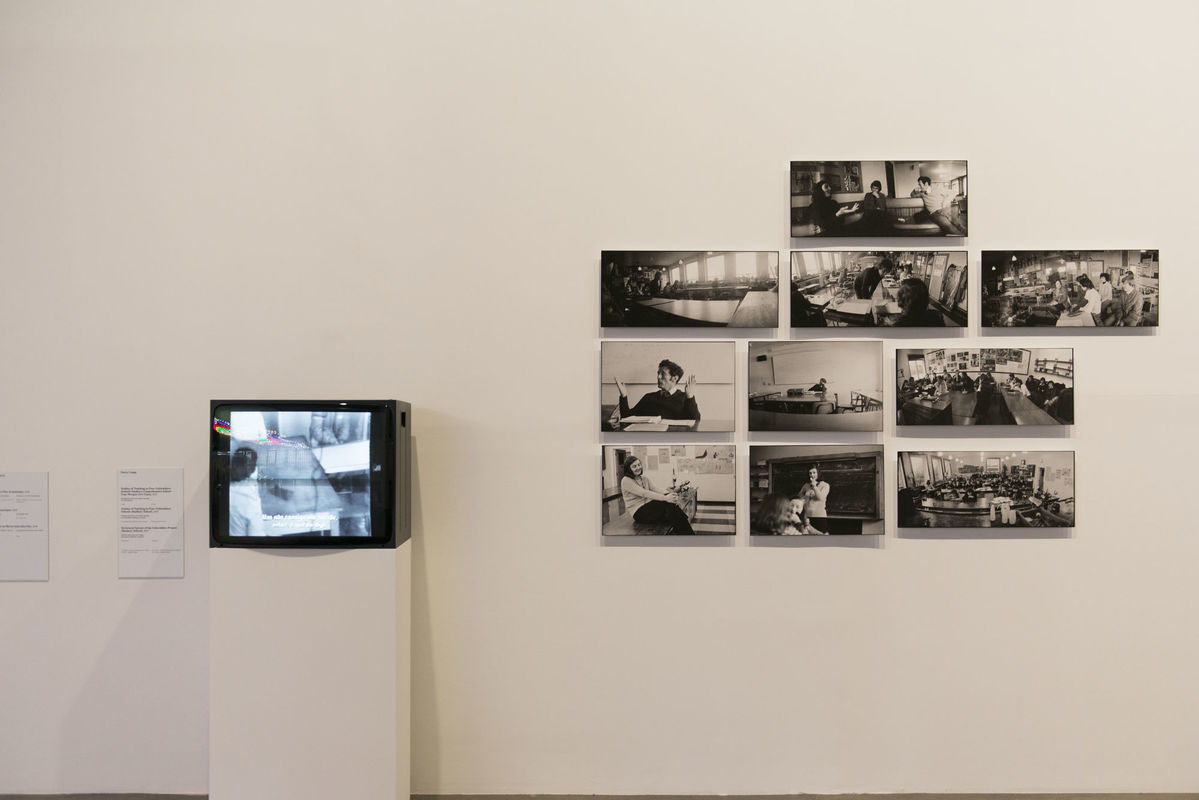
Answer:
[749,445,884,535]
[601,340,735,432]
[791,250,967,327]
[981,250,1158,328]
[898,451,1075,529]
[790,160,967,239]
[747,340,883,432]
[896,348,1074,427]
[601,251,779,328]
[600,445,736,536]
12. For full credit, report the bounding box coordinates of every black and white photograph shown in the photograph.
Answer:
[897,348,1074,426]
[749,445,884,536]
[981,250,1159,327]
[791,250,967,327]
[222,409,373,537]
[898,451,1076,528]
[601,251,779,328]
[601,340,735,432]
[748,340,884,432]
[601,444,736,536]
[790,160,968,239]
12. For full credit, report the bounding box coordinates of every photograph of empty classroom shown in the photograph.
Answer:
[790,160,967,239]
[897,348,1074,426]
[601,444,736,536]
[748,340,884,432]
[981,250,1158,327]
[601,340,735,432]
[791,250,967,327]
[749,445,884,536]
[898,451,1075,529]
[601,251,778,328]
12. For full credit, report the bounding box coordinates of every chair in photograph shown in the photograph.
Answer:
[814,401,836,414]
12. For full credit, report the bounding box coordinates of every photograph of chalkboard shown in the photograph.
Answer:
[749,445,884,535]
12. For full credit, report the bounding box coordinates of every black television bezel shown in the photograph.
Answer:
[210,399,398,549]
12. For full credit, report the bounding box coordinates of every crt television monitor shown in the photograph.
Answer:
[210,400,408,548]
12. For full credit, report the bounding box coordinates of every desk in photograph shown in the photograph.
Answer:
[601,404,732,432]
[1001,391,1060,425]
[1056,310,1096,327]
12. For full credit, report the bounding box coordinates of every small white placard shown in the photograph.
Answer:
[118,468,184,579]
[0,471,50,581]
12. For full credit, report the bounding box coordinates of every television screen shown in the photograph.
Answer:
[210,400,407,548]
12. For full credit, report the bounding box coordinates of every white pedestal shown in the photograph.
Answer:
[209,545,410,800]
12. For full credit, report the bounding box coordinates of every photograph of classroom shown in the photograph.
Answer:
[981,250,1158,327]
[749,445,884,535]
[791,250,967,327]
[748,340,884,432]
[896,348,1074,426]
[601,340,735,432]
[898,451,1075,528]
[790,160,967,239]
[601,445,736,536]
[601,251,778,328]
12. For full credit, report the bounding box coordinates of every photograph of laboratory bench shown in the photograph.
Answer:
[600,340,735,432]
[790,160,968,239]
[981,250,1158,327]
[748,340,884,432]
[896,348,1074,426]
[600,444,736,536]
[601,251,778,328]
[791,250,967,327]
[749,445,884,535]
[897,451,1075,529]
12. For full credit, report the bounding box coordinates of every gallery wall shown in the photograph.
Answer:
[2,0,1198,796]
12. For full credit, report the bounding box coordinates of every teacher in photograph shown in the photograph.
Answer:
[620,455,694,535]
[795,466,831,533]
[614,358,700,421]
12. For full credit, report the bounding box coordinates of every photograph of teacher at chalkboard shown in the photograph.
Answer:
[749,445,883,535]
[748,340,884,432]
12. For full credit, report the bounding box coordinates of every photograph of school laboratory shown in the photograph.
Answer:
[981,250,1159,327]
[790,160,968,239]
[601,340,735,432]
[749,445,884,535]
[791,250,967,327]
[601,444,736,536]
[898,451,1075,528]
[601,251,778,328]
[748,340,884,432]
[896,348,1074,426]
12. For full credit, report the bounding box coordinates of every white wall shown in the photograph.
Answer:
[2,0,1199,796]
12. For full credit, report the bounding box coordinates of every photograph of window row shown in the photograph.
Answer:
[791,250,967,327]
[898,451,1075,529]
[981,249,1158,327]
[791,160,967,239]
[896,348,1074,426]
[601,251,779,328]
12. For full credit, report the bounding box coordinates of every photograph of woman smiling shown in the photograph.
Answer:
[619,455,694,535]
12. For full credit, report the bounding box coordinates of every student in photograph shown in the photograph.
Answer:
[910,176,966,235]
[895,277,945,326]
[808,377,828,394]
[1097,272,1114,303]
[1073,274,1102,322]
[796,467,831,533]
[860,180,891,234]
[807,180,860,234]
[788,497,826,535]
[620,455,694,535]
[228,447,265,536]
[1114,272,1143,326]
[1052,279,1070,313]
[753,493,799,535]
[614,359,700,421]
[854,264,882,299]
